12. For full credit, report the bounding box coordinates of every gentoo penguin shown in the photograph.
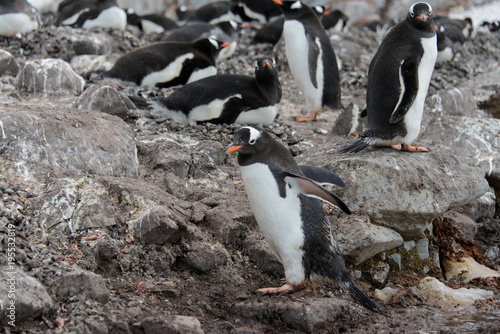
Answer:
[274,0,342,122]
[103,38,229,88]
[231,0,282,24]
[339,2,437,153]
[129,58,281,125]
[243,17,284,51]
[433,16,474,44]
[481,20,500,32]
[0,0,40,37]
[56,0,126,29]
[186,1,233,25]
[435,24,454,63]
[126,9,178,34]
[161,21,239,60]
[225,126,385,315]
[320,8,348,32]
[171,4,195,26]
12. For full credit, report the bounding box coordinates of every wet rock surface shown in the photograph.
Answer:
[0,3,499,333]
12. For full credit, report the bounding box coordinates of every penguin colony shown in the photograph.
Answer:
[1,0,485,317]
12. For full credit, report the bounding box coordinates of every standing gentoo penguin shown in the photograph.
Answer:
[225,126,385,315]
[0,0,40,37]
[274,0,342,122]
[102,38,229,88]
[129,58,281,125]
[339,2,437,153]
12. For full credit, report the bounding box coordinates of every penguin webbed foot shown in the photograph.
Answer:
[295,112,318,122]
[391,144,430,152]
[255,283,295,295]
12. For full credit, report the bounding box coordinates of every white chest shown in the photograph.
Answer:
[282,20,323,111]
[240,163,305,285]
[404,34,437,142]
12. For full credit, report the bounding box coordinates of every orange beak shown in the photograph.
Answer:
[225,145,243,153]
[417,14,428,22]
[323,10,330,16]
[221,42,230,48]
[273,0,283,5]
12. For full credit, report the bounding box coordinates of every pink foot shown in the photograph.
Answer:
[256,283,295,295]
[295,112,317,122]
[391,144,429,152]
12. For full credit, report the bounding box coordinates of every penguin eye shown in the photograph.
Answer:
[249,139,256,145]
[410,12,415,18]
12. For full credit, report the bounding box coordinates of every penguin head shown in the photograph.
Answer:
[407,2,434,31]
[225,126,275,165]
[255,57,278,78]
[273,0,305,13]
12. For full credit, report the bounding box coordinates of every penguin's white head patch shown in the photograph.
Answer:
[208,37,219,48]
[291,1,302,10]
[409,2,432,17]
[243,126,261,145]
[314,5,323,14]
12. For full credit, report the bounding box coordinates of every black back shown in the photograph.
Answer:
[277,1,342,109]
[162,58,281,123]
[365,2,435,139]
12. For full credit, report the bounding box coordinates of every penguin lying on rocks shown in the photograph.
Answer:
[226,126,385,315]
[129,57,281,125]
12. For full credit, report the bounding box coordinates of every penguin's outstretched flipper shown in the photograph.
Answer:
[282,171,351,214]
[298,165,345,187]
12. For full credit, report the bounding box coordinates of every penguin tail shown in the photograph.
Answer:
[338,138,369,153]
[343,278,386,315]
[127,95,153,110]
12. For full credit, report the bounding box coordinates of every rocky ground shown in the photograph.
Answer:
[1,4,500,334]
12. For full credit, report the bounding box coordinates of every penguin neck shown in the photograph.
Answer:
[255,70,282,104]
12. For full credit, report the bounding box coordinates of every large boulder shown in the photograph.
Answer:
[300,149,489,238]
[16,58,85,94]
[0,266,54,325]
[0,107,138,179]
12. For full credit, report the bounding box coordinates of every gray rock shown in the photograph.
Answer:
[134,315,204,334]
[0,50,19,76]
[50,269,109,303]
[335,215,403,265]
[71,33,116,55]
[70,55,114,79]
[454,189,496,222]
[421,117,500,185]
[133,206,185,246]
[0,266,54,325]
[233,298,355,333]
[0,107,138,179]
[404,240,416,251]
[429,87,478,117]
[368,262,390,289]
[204,203,252,245]
[75,84,139,122]
[244,232,283,277]
[300,149,489,238]
[16,58,86,94]
[183,240,228,273]
[416,236,429,260]
[387,253,402,270]
[29,178,117,235]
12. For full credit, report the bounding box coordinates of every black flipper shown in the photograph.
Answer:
[298,165,345,187]
[389,56,419,124]
[338,138,369,153]
[282,171,351,214]
[307,32,320,88]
